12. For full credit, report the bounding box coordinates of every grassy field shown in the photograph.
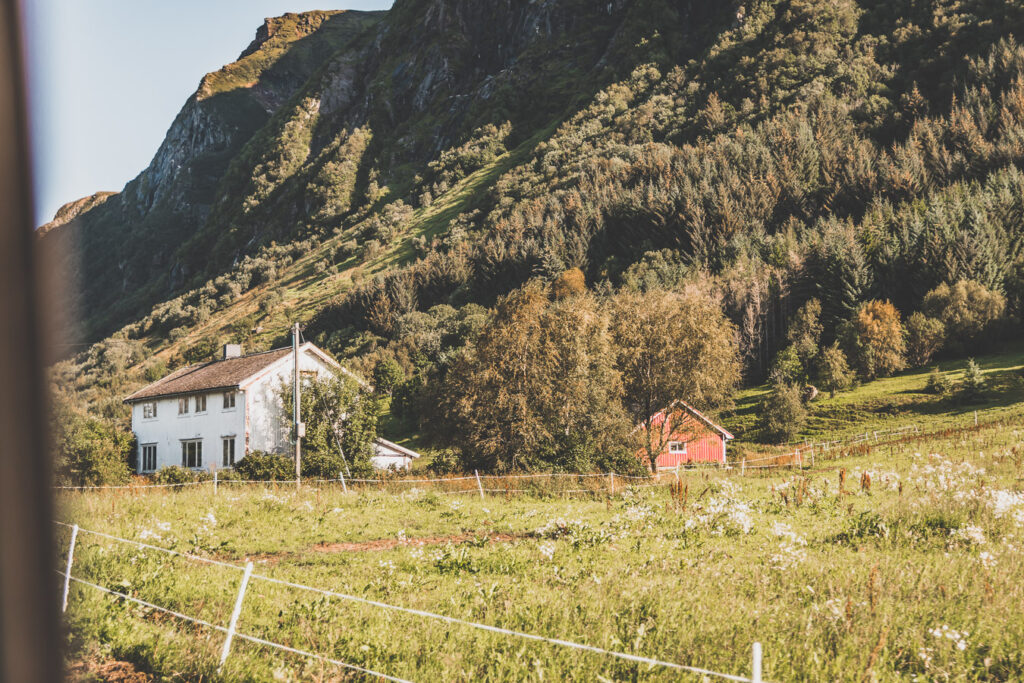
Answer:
[59,390,1024,681]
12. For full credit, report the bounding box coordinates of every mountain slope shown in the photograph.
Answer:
[43,0,1024,426]
[41,9,384,340]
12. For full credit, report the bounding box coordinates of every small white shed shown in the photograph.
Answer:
[371,438,422,471]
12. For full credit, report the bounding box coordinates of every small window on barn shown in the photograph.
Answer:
[223,391,236,409]
[178,397,189,415]
[195,394,207,413]
[669,441,687,454]
[142,402,157,419]
[181,440,202,468]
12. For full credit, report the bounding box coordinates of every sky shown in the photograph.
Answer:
[22,0,393,225]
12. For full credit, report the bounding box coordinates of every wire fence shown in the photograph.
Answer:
[54,520,767,682]
[736,404,1024,473]
[55,406,1024,493]
[52,470,677,498]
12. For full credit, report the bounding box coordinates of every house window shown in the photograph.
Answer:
[669,441,687,454]
[223,390,236,409]
[141,444,157,472]
[181,440,203,468]
[222,437,235,467]
[195,394,207,413]
[142,402,157,419]
[178,397,189,415]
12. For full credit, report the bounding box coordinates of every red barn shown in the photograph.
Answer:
[635,400,734,469]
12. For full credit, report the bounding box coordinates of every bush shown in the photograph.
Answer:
[817,342,854,397]
[373,357,405,396]
[53,409,133,486]
[426,448,462,475]
[300,449,347,480]
[925,367,953,395]
[957,359,987,403]
[151,466,205,486]
[234,451,295,480]
[905,312,945,367]
[760,382,807,443]
[922,280,1005,352]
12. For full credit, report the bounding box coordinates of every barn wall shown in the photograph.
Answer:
[636,408,727,468]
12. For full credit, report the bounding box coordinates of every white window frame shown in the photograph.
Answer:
[141,443,157,472]
[142,402,157,419]
[668,441,687,454]
[222,437,236,467]
[195,394,207,413]
[181,439,203,469]
[223,390,236,410]
[178,397,189,415]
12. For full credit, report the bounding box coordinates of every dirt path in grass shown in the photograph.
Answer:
[313,531,525,553]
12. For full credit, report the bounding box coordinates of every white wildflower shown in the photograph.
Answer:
[929,624,968,651]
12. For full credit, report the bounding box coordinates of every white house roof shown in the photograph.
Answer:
[124,342,363,403]
[373,437,421,459]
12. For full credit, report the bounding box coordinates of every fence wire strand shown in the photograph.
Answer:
[56,521,759,682]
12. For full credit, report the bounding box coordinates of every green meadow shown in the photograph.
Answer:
[60,376,1024,680]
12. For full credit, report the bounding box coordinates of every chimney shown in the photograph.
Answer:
[223,344,242,360]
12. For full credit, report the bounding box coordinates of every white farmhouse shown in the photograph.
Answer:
[124,343,420,473]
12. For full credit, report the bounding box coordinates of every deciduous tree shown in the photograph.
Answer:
[609,288,741,470]
[841,300,907,379]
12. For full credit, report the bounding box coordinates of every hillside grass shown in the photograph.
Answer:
[724,342,1024,447]
[58,396,1024,681]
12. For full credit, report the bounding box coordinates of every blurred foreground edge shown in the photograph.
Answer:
[0,0,62,681]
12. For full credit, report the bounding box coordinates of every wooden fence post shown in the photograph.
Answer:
[61,524,79,612]
[608,472,615,495]
[219,561,254,671]
[338,470,348,494]
[475,470,484,500]
[213,469,218,496]
[751,642,762,683]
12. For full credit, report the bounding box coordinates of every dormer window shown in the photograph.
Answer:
[142,402,157,419]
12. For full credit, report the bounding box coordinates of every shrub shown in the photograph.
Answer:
[550,268,586,300]
[905,312,946,366]
[300,449,347,480]
[52,409,133,486]
[925,367,953,395]
[259,292,283,317]
[922,280,1005,352]
[760,382,807,443]
[234,451,295,480]
[144,359,168,382]
[372,357,405,396]
[426,448,462,475]
[957,359,987,403]
[151,465,204,486]
[817,342,854,397]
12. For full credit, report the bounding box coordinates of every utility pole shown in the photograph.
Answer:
[293,322,303,486]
